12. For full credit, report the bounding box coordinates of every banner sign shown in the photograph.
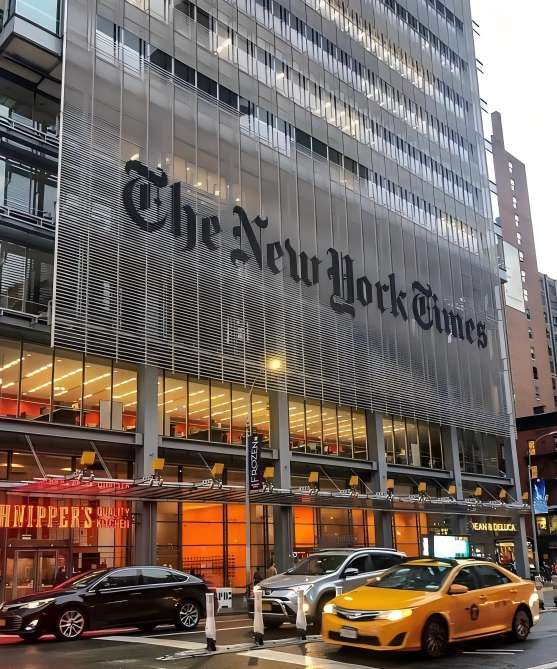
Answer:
[469,520,517,533]
[248,434,263,492]
[0,504,131,529]
[533,479,548,515]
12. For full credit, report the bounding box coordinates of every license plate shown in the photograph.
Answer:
[262,602,273,612]
[0,619,6,628]
[340,626,358,639]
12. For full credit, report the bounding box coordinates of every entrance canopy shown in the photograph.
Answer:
[7,477,528,518]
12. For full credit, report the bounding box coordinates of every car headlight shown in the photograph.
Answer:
[376,609,413,621]
[20,598,55,610]
[292,584,314,596]
[323,603,336,614]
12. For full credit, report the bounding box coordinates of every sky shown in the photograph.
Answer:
[470,0,557,277]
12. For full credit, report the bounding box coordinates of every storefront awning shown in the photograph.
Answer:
[6,477,529,518]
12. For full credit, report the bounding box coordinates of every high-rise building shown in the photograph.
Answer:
[491,112,555,418]
[540,273,557,406]
[0,0,530,606]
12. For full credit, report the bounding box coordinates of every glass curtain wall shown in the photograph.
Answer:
[458,430,505,476]
[159,371,270,445]
[383,415,444,468]
[0,337,137,429]
[0,241,53,316]
[288,397,367,459]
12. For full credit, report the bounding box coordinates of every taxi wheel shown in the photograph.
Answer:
[421,616,449,659]
[510,607,531,641]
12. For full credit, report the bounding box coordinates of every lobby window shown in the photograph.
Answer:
[383,415,443,468]
[287,397,367,459]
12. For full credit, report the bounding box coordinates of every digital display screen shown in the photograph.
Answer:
[422,535,470,559]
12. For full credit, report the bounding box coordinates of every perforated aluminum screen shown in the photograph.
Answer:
[53,0,510,436]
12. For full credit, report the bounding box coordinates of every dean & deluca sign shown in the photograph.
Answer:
[0,504,131,529]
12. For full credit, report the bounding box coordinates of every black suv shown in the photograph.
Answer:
[0,566,207,641]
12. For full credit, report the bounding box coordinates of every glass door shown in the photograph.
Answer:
[4,549,66,600]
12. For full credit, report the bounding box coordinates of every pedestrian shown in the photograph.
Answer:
[267,562,278,577]
[253,568,264,585]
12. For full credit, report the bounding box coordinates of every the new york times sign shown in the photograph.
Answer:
[123,160,488,349]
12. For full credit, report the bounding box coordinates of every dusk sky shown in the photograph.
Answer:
[471,0,557,276]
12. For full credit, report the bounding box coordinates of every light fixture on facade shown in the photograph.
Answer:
[308,471,319,491]
[348,474,359,493]
[266,357,283,372]
[474,486,482,498]
[498,488,508,501]
[149,457,166,486]
[447,483,457,497]
[211,462,225,488]
[263,466,275,492]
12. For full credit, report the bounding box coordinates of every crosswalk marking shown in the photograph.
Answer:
[240,648,379,669]
[149,625,253,637]
[526,663,557,669]
[97,635,205,650]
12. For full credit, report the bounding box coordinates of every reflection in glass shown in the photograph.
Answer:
[305,401,322,455]
[188,379,209,440]
[51,351,83,425]
[210,381,231,443]
[19,343,53,420]
[165,375,187,437]
[393,418,407,464]
[231,385,249,445]
[288,398,305,451]
[0,338,21,418]
[352,411,367,458]
[83,356,111,428]
[251,391,269,445]
[322,403,338,455]
[113,364,137,431]
[337,406,352,458]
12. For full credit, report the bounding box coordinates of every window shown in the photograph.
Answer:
[514,214,520,227]
[513,196,518,209]
[516,232,522,245]
[508,161,513,173]
[371,553,404,570]
[521,270,526,284]
[519,251,524,262]
[524,289,529,302]
[510,178,515,191]
[141,568,176,584]
[100,569,139,589]
[533,366,538,380]
[530,346,536,360]
[150,49,172,72]
[452,567,479,590]
[528,328,533,339]
[345,554,370,574]
[475,565,510,588]
[526,308,531,320]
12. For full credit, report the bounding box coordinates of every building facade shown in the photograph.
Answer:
[491,112,555,418]
[540,273,557,407]
[516,411,557,565]
[0,0,530,602]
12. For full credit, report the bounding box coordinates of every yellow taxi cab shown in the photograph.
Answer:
[322,558,540,658]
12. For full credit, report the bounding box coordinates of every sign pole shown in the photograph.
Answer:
[245,392,253,602]
[528,445,541,573]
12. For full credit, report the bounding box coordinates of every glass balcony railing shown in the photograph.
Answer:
[5,0,61,35]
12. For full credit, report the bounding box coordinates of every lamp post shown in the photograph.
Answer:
[245,357,283,599]
[527,430,557,575]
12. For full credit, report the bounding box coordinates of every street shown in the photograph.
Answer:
[1,608,557,669]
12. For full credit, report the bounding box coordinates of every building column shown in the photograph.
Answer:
[269,390,293,572]
[503,435,530,577]
[133,365,160,565]
[367,411,393,548]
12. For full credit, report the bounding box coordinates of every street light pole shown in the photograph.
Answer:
[244,357,283,600]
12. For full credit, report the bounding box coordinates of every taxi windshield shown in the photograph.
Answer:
[370,564,451,591]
